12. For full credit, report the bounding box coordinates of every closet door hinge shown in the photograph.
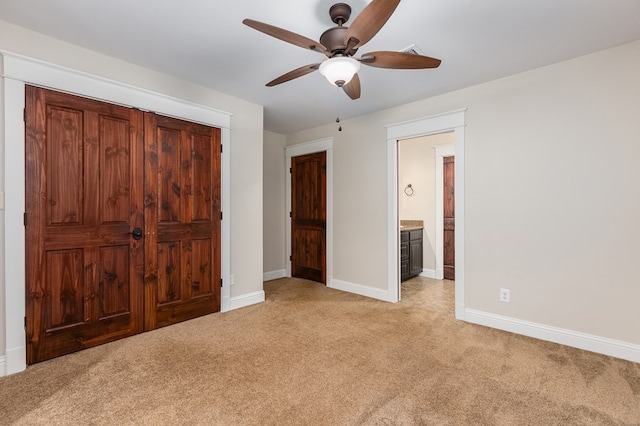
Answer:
[220,278,223,288]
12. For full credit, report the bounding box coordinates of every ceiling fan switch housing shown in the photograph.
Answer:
[329,3,352,25]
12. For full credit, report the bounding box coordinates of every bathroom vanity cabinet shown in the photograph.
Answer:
[400,228,423,281]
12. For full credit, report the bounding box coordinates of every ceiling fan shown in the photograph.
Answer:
[242,0,441,100]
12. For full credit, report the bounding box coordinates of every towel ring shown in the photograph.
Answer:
[404,184,414,196]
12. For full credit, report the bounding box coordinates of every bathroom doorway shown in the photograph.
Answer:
[386,109,466,319]
[397,132,455,282]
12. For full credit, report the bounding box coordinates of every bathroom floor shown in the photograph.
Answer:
[400,276,454,315]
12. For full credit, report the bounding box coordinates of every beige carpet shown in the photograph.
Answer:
[1,277,639,425]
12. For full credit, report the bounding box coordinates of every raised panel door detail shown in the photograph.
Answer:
[190,239,213,298]
[292,229,324,280]
[47,106,83,225]
[157,241,182,304]
[98,246,131,317]
[191,134,213,222]
[46,249,85,329]
[101,116,131,224]
[157,127,182,223]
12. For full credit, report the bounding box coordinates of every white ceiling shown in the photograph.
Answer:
[1,0,640,134]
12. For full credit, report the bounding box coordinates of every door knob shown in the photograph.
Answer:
[130,227,143,240]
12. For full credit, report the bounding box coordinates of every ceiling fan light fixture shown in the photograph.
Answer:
[319,56,360,87]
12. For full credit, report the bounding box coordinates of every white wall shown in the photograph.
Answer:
[263,130,286,279]
[0,20,264,372]
[286,40,640,358]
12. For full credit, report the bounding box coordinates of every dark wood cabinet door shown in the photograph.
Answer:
[143,113,221,330]
[25,86,145,364]
[443,156,455,280]
[400,231,409,281]
[409,240,423,277]
[291,152,326,284]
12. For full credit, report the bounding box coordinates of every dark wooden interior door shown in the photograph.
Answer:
[25,86,144,364]
[291,152,326,284]
[143,113,221,330]
[443,156,455,280]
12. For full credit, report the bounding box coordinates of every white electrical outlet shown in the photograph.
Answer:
[230,274,235,286]
[499,288,510,303]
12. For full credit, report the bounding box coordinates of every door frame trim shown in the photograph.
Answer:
[285,138,333,285]
[386,109,466,319]
[1,51,232,375]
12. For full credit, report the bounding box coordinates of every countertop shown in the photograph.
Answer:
[400,220,424,231]
[401,225,424,231]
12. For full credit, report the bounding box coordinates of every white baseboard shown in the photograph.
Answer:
[263,269,286,282]
[465,309,640,363]
[227,291,266,311]
[330,279,396,303]
[3,346,27,377]
[419,269,437,279]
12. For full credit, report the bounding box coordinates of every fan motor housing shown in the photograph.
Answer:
[320,27,348,54]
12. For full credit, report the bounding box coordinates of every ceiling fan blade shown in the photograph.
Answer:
[344,0,401,51]
[360,51,442,69]
[342,73,361,100]
[243,19,328,55]
[266,63,321,87]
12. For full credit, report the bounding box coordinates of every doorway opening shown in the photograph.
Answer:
[398,133,454,279]
[386,109,466,319]
[397,133,455,312]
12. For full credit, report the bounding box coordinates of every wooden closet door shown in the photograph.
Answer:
[143,113,221,330]
[291,151,326,284]
[25,87,223,363]
[25,86,145,364]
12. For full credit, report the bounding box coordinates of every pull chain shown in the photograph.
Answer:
[335,87,342,132]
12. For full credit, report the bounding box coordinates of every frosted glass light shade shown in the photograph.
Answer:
[319,56,361,86]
